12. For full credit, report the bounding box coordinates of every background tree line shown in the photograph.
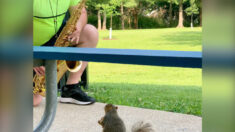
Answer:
[86,0,202,30]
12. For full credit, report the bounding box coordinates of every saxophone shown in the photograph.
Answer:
[33,0,87,96]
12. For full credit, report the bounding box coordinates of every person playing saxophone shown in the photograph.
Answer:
[33,0,98,106]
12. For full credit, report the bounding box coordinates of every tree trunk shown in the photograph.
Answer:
[102,12,107,30]
[128,16,131,29]
[169,0,173,25]
[98,10,101,30]
[110,14,113,29]
[200,7,202,26]
[133,9,138,29]
[121,2,125,30]
[127,9,131,29]
[177,0,184,28]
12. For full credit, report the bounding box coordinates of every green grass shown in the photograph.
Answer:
[85,28,202,116]
[97,28,202,51]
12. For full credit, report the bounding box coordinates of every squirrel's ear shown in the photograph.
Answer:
[115,106,118,110]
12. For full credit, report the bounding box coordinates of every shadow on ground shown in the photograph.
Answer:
[158,31,202,46]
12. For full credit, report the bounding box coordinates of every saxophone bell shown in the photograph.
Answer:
[65,61,82,72]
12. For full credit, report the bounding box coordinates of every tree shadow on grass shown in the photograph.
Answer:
[156,31,202,46]
[86,82,202,116]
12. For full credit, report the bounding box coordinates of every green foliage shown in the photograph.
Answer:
[175,0,189,5]
[124,0,138,8]
[88,15,98,27]
[107,0,121,16]
[86,0,202,29]
[100,0,120,16]
[86,0,110,10]
[88,15,123,29]
[88,15,171,29]
[138,16,166,28]
[185,0,199,16]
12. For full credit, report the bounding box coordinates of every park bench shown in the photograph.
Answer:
[33,46,202,132]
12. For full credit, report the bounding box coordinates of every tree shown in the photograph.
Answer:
[86,0,110,30]
[120,1,125,29]
[165,0,177,25]
[108,0,120,29]
[86,0,201,29]
[96,9,102,30]
[195,0,202,26]
[124,0,137,29]
[86,0,102,30]
[101,4,110,30]
[116,0,129,30]
[124,0,154,29]
[177,0,184,28]
[99,0,121,30]
[185,0,199,28]
[169,0,173,24]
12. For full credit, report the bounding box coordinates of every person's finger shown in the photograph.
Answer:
[35,67,44,76]
[68,32,74,40]
[68,33,75,40]
[71,37,76,42]
[39,66,45,72]
[34,68,41,76]
[33,68,38,75]
[37,68,43,76]
[76,38,80,45]
[70,37,77,45]
[39,66,45,75]
[42,67,45,75]
[68,36,71,41]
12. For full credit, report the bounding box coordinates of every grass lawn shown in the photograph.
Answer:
[85,28,202,116]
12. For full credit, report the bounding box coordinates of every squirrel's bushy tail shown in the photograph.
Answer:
[131,121,154,132]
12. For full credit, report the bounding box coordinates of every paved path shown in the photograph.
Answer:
[34,99,201,132]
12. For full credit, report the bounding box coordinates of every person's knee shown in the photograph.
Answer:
[83,24,99,47]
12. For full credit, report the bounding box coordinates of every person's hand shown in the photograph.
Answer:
[68,27,81,45]
[34,66,45,76]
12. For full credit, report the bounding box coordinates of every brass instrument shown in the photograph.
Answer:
[33,0,87,96]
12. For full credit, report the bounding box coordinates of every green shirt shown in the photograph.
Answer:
[33,0,80,46]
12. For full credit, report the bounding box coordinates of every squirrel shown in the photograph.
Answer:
[98,104,154,132]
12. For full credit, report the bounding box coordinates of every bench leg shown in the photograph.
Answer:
[34,60,57,132]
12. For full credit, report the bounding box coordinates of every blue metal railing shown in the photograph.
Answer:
[34,47,202,68]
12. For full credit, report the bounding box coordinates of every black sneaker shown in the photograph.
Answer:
[60,83,95,105]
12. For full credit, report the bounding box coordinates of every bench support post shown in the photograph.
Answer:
[34,60,57,132]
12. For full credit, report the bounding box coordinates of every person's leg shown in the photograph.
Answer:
[66,24,99,85]
[60,24,98,105]
[33,94,43,106]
